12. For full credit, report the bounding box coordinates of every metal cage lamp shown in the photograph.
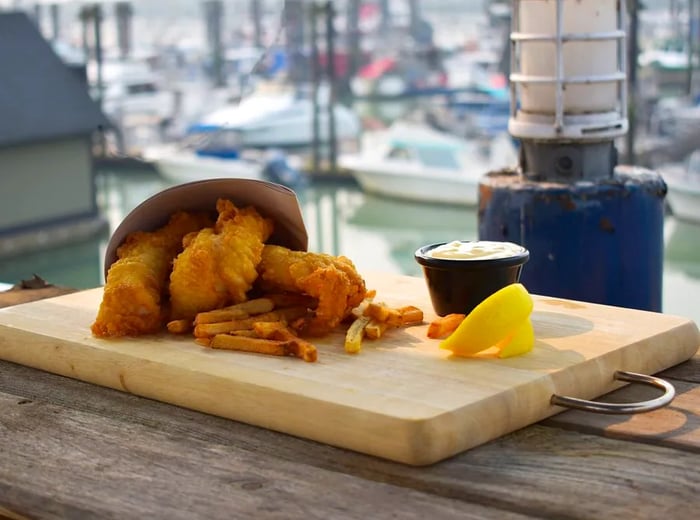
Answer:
[508,0,628,181]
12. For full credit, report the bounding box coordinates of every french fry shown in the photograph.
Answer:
[365,318,389,340]
[194,308,249,325]
[195,337,211,347]
[252,320,288,338]
[193,320,250,338]
[345,315,370,353]
[427,313,466,339]
[384,308,404,327]
[363,302,425,328]
[228,329,259,337]
[272,329,317,362]
[193,306,310,338]
[289,316,310,333]
[194,298,275,325]
[364,302,391,323]
[252,321,318,362]
[401,306,424,325]
[167,319,192,334]
[395,305,424,326]
[350,291,376,320]
[208,334,293,357]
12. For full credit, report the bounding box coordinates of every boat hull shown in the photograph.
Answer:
[344,160,480,207]
[666,180,700,224]
[146,148,263,185]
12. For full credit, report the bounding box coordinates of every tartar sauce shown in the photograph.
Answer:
[428,240,524,260]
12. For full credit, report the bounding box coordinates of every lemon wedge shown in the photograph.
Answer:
[496,317,535,358]
[440,283,533,356]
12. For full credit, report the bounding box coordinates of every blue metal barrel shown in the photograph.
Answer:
[478,166,667,311]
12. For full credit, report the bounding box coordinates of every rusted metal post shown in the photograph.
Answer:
[325,1,337,175]
[284,0,306,87]
[115,2,133,60]
[49,3,59,41]
[251,0,263,48]
[310,2,321,176]
[346,0,361,83]
[203,0,226,87]
[92,4,104,108]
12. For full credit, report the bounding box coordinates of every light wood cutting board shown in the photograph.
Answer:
[0,272,697,465]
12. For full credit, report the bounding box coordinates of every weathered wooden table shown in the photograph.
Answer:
[1,288,699,519]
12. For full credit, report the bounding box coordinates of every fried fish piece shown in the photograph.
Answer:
[257,245,367,336]
[168,199,274,321]
[91,210,213,337]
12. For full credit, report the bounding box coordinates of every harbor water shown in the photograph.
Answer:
[0,168,698,327]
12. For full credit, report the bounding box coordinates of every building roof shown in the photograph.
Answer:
[0,11,110,147]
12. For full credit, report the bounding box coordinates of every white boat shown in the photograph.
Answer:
[195,87,362,149]
[89,58,176,126]
[143,144,263,186]
[339,122,518,207]
[663,150,700,225]
[143,129,305,188]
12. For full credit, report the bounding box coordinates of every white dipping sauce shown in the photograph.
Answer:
[428,240,524,260]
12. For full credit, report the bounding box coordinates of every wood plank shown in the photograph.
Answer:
[0,506,29,520]
[0,284,76,309]
[1,361,700,520]
[0,273,698,465]
[659,352,700,383]
[543,377,700,451]
[0,391,527,520]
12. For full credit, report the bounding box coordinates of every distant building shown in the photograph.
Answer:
[0,11,111,258]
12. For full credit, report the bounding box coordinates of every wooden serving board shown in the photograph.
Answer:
[0,272,697,466]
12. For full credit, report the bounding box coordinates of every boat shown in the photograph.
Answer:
[190,86,362,149]
[143,84,357,187]
[143,131,306,188]
[442,50,512,139]
[662,150,700,224]
[349,54,450,100]
[339,122,518,207]
[142,137,263,185]
[88,58,177,127]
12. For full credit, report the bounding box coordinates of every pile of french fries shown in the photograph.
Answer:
[165,289,425,362]
[344,291,424,354]
[167,293,319,362]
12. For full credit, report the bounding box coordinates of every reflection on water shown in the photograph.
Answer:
[1,168,698,325]
[662,218,700,321]
[0,238,105,290]
[665,218,700,275]
[345,193,477,276]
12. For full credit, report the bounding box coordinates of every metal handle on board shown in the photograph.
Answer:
[550,370,676,414]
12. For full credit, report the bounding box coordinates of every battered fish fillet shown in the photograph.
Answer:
[257,245,367,336]
[168,198,274,321]
[91,210,213,337]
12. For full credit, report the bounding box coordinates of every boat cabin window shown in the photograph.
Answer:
[201,130,242,151]
[184,129,242,152]
[415,147,461,170]
[127,82,158,95]
[387,146,412,160]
